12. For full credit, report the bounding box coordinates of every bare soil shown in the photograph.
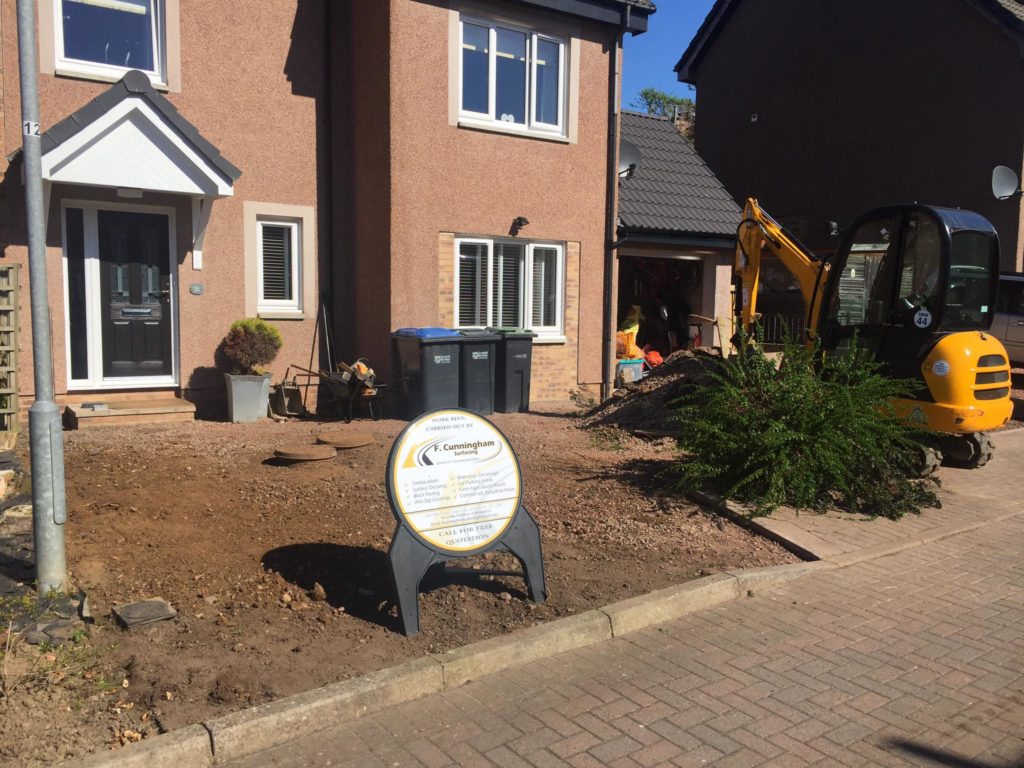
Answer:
[0,406,796,766]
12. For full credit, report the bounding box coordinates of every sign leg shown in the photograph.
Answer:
[502,506,548,603]
[388,525,439,636]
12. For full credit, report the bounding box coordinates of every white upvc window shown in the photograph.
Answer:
[459,16,566,137]
[455,237,564,337]
[54,0,166,85]
[257,219,301,314]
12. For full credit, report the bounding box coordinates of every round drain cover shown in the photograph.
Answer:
[316,431,374,449]
[273,444,337,462]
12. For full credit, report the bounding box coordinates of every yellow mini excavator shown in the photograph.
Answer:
[734,198,1013,468]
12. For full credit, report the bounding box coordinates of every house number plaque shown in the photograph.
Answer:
[385,409,547,635]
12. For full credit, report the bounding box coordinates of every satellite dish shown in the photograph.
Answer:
[619,139,641,179]
[992,165,1021,200]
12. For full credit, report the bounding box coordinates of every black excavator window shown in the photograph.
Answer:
[942,231,998,331]
[829,216,898,328]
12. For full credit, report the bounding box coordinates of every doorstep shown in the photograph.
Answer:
[64,397,196,430]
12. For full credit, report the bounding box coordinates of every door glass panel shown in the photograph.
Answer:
[110,263,130,302]
[997,280,1023,314]
[943,231,997,330]
[495,27,527,124]
[461,22,490,115]
[65,208,89,381]
[141,264,161,303]
[831,217,897,327]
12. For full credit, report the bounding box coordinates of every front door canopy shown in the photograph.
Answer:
[33,70,240,197]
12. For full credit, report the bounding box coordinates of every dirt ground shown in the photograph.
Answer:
[0,405,797,766]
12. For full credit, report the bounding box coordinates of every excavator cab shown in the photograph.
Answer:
[817,205,1012,464]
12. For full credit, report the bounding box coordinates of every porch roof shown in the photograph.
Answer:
[27,70,241,197]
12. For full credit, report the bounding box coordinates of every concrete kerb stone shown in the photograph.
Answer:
[56,724,214,768]
[203,657,444,764]
[600,573,740,637]
[433,609,612,690]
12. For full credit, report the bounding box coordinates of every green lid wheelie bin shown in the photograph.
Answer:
[489,327,537,413]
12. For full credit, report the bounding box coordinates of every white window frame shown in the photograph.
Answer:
[454,237,564,339]
[256,218,302,315]
[53,0,167,86]
[458,15,567,138]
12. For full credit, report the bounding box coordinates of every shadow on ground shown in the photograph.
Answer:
[884,738,1024,768]
[262,543,530,633]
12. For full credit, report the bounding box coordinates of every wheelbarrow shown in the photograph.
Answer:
[289,360,391,423]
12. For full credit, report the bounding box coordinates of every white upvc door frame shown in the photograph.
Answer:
[61,199,179,391]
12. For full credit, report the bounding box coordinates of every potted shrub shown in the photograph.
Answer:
[222,318,282,423]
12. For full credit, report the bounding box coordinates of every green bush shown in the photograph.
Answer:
[673,333,938,519]
[222,318,282,375]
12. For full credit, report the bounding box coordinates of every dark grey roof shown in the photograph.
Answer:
[677,0,1024,83]
[508,0,654,34]
[31,69,241,182]
[618,110,739,238]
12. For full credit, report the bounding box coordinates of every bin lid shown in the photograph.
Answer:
[617,358,645,365]
[458,329,501,340]
[393,327,459,339]
[487,327,538,338]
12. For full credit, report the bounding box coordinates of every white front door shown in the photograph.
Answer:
[62,201,178,390]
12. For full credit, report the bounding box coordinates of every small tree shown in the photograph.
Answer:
[222,318,282,375]
[673,334,938,519]
[631,87,695,141]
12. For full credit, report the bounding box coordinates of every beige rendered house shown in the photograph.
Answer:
[0,0,654,423]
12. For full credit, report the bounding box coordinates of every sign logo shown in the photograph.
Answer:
[913,308,933,329]
[932,360,950,376]
[433,354,451,365]
[909,407,928,425]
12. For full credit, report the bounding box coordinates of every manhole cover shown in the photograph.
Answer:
[273,444,338,462]
[316,431,374,449]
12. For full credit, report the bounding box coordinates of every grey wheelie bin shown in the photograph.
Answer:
[391,328,461,419]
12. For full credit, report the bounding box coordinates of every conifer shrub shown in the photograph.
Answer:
[673,333,938,519]
[222,318,282,375]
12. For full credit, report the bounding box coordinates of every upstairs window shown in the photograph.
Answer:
[456,238,563,337]
[55,0,165,84]
[459,17,566,136]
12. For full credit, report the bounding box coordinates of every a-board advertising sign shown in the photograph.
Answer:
[386,409,546,635]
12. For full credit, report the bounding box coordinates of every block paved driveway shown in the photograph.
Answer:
[230,511,1024,767]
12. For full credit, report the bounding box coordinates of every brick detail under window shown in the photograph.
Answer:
[437,233,580,402]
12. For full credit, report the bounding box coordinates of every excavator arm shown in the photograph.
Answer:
[734,198,830,344]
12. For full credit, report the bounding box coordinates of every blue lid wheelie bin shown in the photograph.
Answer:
[391,328,461,419]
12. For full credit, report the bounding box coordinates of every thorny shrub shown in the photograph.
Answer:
[673,332,939,519]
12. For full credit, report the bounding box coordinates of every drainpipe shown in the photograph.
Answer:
[16,0,68,594]
[600,15,626,401]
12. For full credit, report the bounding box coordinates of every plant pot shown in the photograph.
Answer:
[224,373,272,423]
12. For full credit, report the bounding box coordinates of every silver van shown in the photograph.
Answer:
[992,273,1024,364]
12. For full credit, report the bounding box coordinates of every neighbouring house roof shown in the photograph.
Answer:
[675,0,1024,83]
[618,110,739,240]
[11,69,241,190]
[509,0,655,34]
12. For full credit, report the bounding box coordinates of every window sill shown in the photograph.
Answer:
[257,310,305,321]
[533,335,567,345]
[457,118,570,144]
[55,64,169,91]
